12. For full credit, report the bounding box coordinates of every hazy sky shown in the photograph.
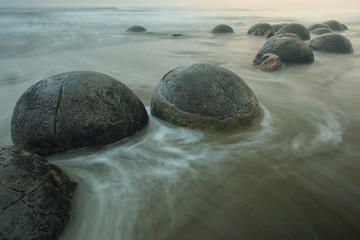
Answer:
[0,0,359,10]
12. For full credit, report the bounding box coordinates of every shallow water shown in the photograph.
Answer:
[1,7,360,240]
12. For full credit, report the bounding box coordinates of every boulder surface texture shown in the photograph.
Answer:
[309,33,354,53]
[276,23,311,40]
[323,20,344,32]
[151,64,260,130]
[254,37,314,64]
[0,146,77,240]
[11,71,149,156]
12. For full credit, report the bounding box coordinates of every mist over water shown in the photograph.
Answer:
[1,7,360,240]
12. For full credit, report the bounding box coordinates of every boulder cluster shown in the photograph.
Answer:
[247,19,353,72]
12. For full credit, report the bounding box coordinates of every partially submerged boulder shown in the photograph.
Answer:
[309,33,354,53]
[276,23,310,40]
[247,23,274,37]
[311,28,332,35]
[211,24,234,33]
[150,64,260,130]
[126,25,147,32]
[323,20,344,32]
[341,23,348,31]
[254,37,314,64]
[308,23,330,32]
[270,33,302,41]
[11,71,149,156]
[272,24,287,32]
[0,146,77,240]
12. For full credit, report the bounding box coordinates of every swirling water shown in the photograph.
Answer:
[1,7,360,240]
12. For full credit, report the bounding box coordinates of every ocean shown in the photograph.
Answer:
[1,7,360,240]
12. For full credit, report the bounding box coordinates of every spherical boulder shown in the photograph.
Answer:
[247,23,274,37]
[272,24,287,32]
[150,64,260,130]
[258,54,282,72]
[323,20,344,32]
[309,33,354,53]
[276,23,310,40]
[211,24,234,33]
[341,23,348,31]
[269,33,302,41]
[253,37,314,64]
[311,28,332,35]
[11,71,149,156]
[308,23,330,32]
[0,146,77,240]
[126,25,147,32]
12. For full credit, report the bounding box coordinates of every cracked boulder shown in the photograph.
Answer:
[253,37,314,64]
[311,28,332,35]
[11,71,149,156]
[309,33,354,53]
[323,20,344,32]
[308,23,330,32]
[150,64,260,130]
[276,23,311,40]
[126,25,147,32]
[0,146,77,240]
[247,23,274,37]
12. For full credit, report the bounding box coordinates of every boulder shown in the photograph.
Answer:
[126,25,147,32]
[11,71,149,156]
[323,20,344,32]
[270,33,302,40]
[0,146,76,240]
[150,64,260,130]
[254,37,314,64]
[211,24,234,33]
[308,23,330,32]
[309,33,354,53]
[276,23,311,40]
[258,54,282,72]
[311,28,332,35]
[341,23,348,30]
[247,23,274,37]
[272,24,287,32]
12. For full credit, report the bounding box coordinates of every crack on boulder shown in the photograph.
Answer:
[54,81,65,137]
[0,181,26,193]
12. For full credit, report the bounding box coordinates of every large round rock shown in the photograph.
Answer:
[0,146,76,240]
[247,23,274,37]
[276,23,310,40]
[211,24,234,33]
[126,25,147,32]
[323,20,344,32]
[11,71,149,156]
[150,64,260,130]
[309,33,354,53]
[253,37,314,64]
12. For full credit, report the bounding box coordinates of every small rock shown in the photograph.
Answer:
[126,25,147,32]
[211,24,234,33]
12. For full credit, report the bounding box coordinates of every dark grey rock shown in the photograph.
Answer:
[270,33,302,41]
[11,71,149,156]
[150,64,260,130]
[309,33,354,53]
[323,20,344,32]
[341,23,348,30]
[311,28,332,35]
[126,25,147,32]
[0,146,77,240]
[258,54,282,72]
[211,24,234,33]
[276,23,311,40]
[272,24,287,32]
[308,23,330,32]
[254,37,314,64]
[247,23,274,37]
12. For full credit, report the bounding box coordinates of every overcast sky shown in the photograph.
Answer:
[0,0,359,10]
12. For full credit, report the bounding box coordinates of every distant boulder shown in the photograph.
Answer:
[309,33,354,53]
[311,28,332,35]
[276,23,311,40]
[254,37,314,64]
[323,20,344,32]
[272,24,287,32]
[211,24,234,33]
[151,64,260,130]
[11,71,149,156]
[247,23,274,37]
[126,25,147,32]
[308,23,330,32]
[341,23,348,30]
[0,146,76,240]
